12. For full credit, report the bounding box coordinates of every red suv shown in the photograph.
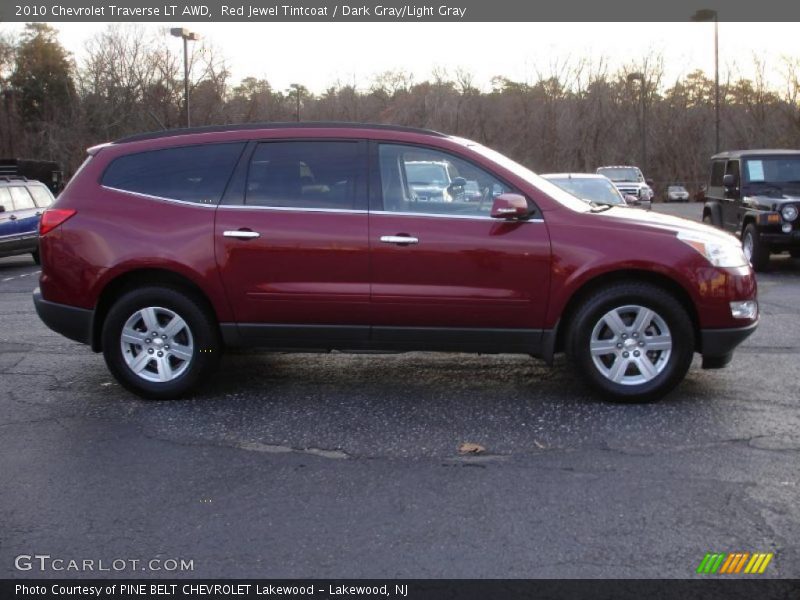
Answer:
[33,123,758,401]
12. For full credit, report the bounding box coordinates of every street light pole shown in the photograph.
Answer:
[289,84,302,122]
[627,72,647,174]
[691,9,720,152]
[170,27,201,128]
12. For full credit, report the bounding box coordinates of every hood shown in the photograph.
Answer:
[744,192,800,210]
[592,206,739,244]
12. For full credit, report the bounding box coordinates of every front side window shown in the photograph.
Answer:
[28,185,54,208]
[102,142,246,204]
[9,186,35,210]
[245,141,363,210]
[0,188,12,213]
[378,144,513,217]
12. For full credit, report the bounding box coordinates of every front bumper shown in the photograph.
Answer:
[700,320,758,369]
[33,288,93,345]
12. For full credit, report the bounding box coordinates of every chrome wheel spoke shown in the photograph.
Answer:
[168,343,193,362]
[645,335,672,351]
[608,357,629,382]
[590,339,618,356]
[162,314,187,338]
[156,356,173,382]
[631,307,654,335]
[635,356,658,380]
[602,310,627,334]
[140,307,159,332]
[121,327,147,346]
[128,351,152,374]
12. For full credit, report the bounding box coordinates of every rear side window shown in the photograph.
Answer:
[709,160,725,186]
[102,143,245,204]
[245,141,363,210]
[9,186,35,210]
[28,185,54,208]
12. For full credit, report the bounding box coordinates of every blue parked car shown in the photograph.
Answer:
[0,177,55,264]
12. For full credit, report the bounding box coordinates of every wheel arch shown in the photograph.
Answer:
[702,201,723,226]
[91,268,218,352]
[552,269,701,357]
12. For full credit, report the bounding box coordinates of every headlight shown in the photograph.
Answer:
[677,231,748,268]
[781,204,798,222]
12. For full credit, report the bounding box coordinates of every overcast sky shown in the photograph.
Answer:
[3,22,799,92]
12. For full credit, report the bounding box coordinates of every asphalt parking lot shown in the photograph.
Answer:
[1,202,798,579]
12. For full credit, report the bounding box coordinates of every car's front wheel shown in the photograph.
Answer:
[742,223,769,272]
[101,286,221,399]
[567,283,694,402]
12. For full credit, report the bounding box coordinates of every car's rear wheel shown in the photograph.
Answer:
[742,223,769,272]
[101,286,221,400]
[567,283,694,403]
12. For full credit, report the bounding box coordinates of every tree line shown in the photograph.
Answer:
[2,23,800,196]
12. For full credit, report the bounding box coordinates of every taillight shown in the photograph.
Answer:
[39,209,77,236]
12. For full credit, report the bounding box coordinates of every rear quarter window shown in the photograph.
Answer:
[28,185,54,208]
[102,142,246,204]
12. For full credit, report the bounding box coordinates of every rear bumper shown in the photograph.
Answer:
[33,288,93,345]
[700,320,758,369]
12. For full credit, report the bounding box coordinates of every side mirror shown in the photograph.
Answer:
[0,205,5,213]
[722,174,737,188]
[490,193,531,219]
[645,179,654,187]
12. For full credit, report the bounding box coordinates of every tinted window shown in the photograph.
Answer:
[379,144,513,217]
[726,160,740,186]
[102,143,245,204]
[0,188,11,213]
[28,185,54,208]
[9,186,35,210]
[710,160,725,186]
[245,141,362,210]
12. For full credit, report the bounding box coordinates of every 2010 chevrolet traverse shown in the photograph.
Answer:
[33,123,758,401]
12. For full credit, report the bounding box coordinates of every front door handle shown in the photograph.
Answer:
[8,214,17,221]
[223,229,260,240]
[380,235,419,245]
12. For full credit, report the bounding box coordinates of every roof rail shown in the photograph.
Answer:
[114,121,446,144]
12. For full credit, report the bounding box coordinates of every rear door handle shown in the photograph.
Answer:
[8,215,17,221]
[380,235,419,245]
[223,229,260,240]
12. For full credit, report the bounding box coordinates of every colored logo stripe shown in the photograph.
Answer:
[698,552,773,575]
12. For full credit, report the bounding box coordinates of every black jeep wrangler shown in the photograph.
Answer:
[702,150,800,271]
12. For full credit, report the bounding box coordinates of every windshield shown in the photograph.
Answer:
[743,157,800,188]
[466,142,592,212]
[596,167,643,182]
[406,163,449,185]
[547,177,626,206]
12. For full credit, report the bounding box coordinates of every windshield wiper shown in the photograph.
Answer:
[588,201,613,213]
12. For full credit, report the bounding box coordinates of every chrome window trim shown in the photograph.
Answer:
[370,210,544,223]
[99,186,545,221]
[218,204,368,214]
[101,185,217,208]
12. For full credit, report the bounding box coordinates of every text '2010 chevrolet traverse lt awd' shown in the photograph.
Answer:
[33,123,758,401]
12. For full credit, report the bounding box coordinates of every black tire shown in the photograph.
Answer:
[742,223,769,272]
[31,249,41,265]
[566,282,695,403]
[101,286,221,400]
[702,213,713,226]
